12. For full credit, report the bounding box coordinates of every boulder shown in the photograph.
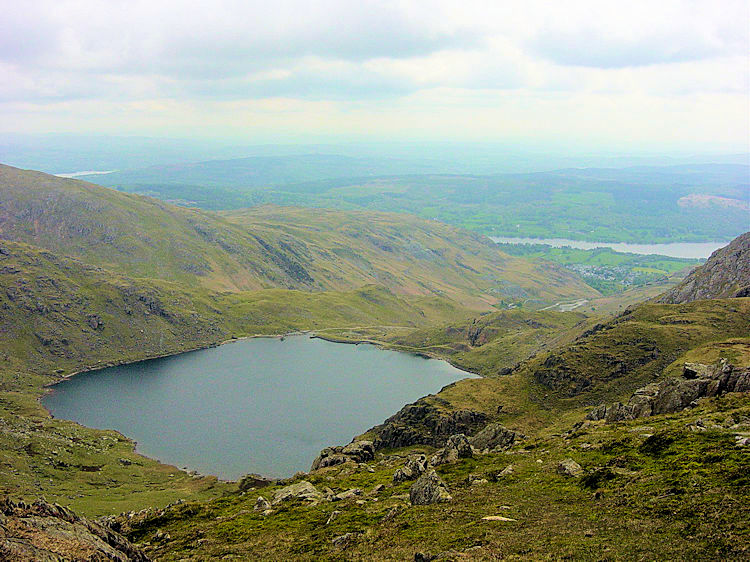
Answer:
[557,458,583,477]
[331,488,363,502]
[238,473,275,491]
[409,469,452,505]
[253,496,271,512]
[271,481,323,505]
[469,423,519,452]
[429,434,473,466]
[311,440,374,471]
[393,454,427,483]
[341,440,374,462]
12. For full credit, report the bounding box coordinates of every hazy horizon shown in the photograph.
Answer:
[2,1,748,154]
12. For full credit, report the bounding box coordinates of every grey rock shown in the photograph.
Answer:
[332,532,360,548]
[469,423,520,452]
[557,458,583,477]
[429,434,473,466]
[586,362,750,423]
[311,440,374,471]
[393,454,427,483]
[341,440,374,462]
[410,469,452,505]
[238,473,275,491]
[331,488,363,501]
[253,496,271,512]
[0,498,149,561]
[271,481,322,505]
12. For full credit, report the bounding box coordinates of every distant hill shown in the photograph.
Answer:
[82,158,750,243]
[0,164,596,308]
[657,232,750,304]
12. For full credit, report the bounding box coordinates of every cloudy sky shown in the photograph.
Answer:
[1,0,748,151]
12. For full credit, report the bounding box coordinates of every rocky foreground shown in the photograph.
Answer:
[0,498,148,561]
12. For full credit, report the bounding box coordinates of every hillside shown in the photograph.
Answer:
[0,164,596,308]
[86,159,750,243]
[222,206,597,308]
[0,238,478,514]
[658,231,750,303]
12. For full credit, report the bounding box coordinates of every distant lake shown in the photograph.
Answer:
[43,336,473,480]
[490,237,729,259]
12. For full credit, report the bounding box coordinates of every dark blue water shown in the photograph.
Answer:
[43,335,473,479]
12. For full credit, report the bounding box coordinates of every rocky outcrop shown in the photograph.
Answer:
[393,455,427,483]
[238,473,276,491]
[469,423,521,452]
[370,400,489,450]
[429,433,473,466]
[657,232,750,304]
[0,497,149,561]
[587,361,750,422]
[409,470,452,505]
[311,440,374,471]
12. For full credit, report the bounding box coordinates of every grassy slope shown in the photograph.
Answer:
[119,297,750,559]
[223,206,599,309]
[316,309,593,376]
[0,240,469,515]
[0,164,597,309]
[126,394,750,561]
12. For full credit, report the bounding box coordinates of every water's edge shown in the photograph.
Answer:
[41,330,478,482]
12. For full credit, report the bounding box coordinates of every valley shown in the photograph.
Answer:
[0,165,747,560]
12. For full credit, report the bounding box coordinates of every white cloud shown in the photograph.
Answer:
[0,0,747,150]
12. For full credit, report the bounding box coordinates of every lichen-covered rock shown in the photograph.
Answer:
[0,497,149,561]
[393,454,427,483]
[238,473,276,491]
[271,481,323,505]
[253,496,271,511]
[311,440,374,471]
[331,488,363,502]
[470,423,520,452]
[370,401,488,450]
[557,458,583,477]
[409,469,452,505]
[341,440,374,462]
[429,433,473,466]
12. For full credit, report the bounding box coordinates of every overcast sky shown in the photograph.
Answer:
[1,0,748,151]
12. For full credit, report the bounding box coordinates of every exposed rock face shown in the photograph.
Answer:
[409,470,452,505]
[658,232,750,304]
[393,455,427,483]
[587,362,750,422]
[557,458,583,477]
[0,497,149,561]
[311,440,374,471]
[271,481,323,505]
[429,433,473,466]
[370,400,489,450]
[469,423,520,452]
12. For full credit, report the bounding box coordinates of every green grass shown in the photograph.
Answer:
[122,393,750,560]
